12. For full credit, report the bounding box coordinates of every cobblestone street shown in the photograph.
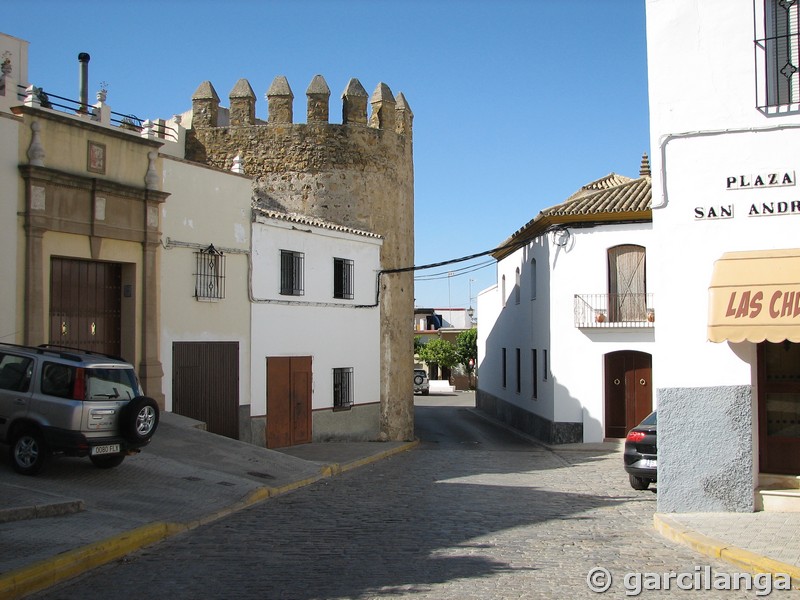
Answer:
[35,400,778,599]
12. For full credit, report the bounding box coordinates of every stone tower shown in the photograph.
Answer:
[186,75,415,441]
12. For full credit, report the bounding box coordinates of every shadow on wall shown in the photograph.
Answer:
[476,237,587,444]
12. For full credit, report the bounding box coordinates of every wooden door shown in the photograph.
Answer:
[173,342,239,439]
[758,342,800,474]
[608,245,647,322]
[49,258,121,356]
[266,356,312,448]
[604,351,652,438]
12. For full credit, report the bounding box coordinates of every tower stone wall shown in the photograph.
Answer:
[186,75,415,441]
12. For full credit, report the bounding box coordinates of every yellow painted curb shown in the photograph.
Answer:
[654,513,800,590]
[0,521,183,600]
[0,440,420,599]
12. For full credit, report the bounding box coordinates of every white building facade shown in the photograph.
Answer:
[477,170,653,444]
[647,0,800,511]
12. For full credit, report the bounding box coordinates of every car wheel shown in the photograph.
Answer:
[629,474,650,490]
[9,428,48,475]
[90,454,125,469]
[422,390,429,395]
[414,375,424,385]
[121,396,159,444]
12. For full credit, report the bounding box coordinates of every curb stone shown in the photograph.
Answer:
[653,513,800,590]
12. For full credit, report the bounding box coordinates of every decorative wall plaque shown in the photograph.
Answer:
[87,141,106,174]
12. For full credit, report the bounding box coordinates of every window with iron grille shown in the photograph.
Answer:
[333,367,354,410]
[280,250,304,296]
[333,257,354,299]
[756,0,800,109]
[195,245,226,300]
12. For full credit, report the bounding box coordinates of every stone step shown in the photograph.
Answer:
[757,488,800,512]
[759,473,800,489]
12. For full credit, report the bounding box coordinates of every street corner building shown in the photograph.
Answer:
[0,32,415,448]
[646,0,800,513]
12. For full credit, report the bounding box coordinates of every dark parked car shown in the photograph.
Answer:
[623,411,657,490]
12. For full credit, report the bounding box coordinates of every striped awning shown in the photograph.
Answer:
[708,249,800,343]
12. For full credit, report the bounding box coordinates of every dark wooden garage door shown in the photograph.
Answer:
[173,342,239,439]
[266,356,312,448]
[49,258,121,356]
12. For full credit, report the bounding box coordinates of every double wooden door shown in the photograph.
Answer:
[604,351,652,438]
[266,356,312,448]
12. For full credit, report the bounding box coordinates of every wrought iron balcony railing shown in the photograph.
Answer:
[574,293,654,328]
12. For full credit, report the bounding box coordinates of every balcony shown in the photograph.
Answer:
[574,293,654,328]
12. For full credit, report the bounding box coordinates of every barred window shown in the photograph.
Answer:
[333,367,354,410]
[280,250,304,296]
[756,0,800,109]
[334,258,354,299]
[195,245,226,300]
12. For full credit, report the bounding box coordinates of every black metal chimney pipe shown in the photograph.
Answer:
[78,52,90,113]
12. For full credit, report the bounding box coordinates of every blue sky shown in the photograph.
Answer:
[4,0,650,315]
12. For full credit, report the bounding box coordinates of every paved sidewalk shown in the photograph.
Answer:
[0,412,417,599]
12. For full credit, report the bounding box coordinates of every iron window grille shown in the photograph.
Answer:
[280,250,304,296]
[333,258,354,299]
[333,367,354,410]
[195,245,226,300]
[756,0,800,111]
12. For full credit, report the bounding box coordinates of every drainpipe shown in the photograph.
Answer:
[78,52,90,113]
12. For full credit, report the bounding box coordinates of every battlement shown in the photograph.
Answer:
[190,75,412,136]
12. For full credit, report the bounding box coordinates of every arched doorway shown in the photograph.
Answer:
[604,350,652,438]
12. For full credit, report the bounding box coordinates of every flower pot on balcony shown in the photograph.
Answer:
[647,310,655,322]
[595,312,606,323]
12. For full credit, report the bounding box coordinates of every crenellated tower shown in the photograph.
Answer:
[186,74,415,441]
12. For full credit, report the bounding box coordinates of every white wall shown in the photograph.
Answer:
[159,158,253,411]
[249,216,382,416]
[647,0,800,391]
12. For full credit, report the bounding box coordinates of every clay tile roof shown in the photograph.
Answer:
[542,174,651,217]
[252,207,383,240]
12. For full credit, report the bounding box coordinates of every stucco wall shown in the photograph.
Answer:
[0,113,20,343]
[159,157,253,413]
[658,385,753,512]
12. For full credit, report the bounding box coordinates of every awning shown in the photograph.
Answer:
[708,249,800,343]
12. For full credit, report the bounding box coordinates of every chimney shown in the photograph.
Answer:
[78,52,90,114]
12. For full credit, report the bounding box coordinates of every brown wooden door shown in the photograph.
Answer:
[604,351,652,438]
[173,342,239,439]
[608,245,647,322]
[49,258,121,356]
[266,356,312,448]
[758,342,800,474]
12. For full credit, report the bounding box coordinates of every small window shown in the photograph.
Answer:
[543,349,549,381]
[515,348,521,393]
[195,245,226,300]
[531,349,538,399]
[280,250,304,296]
[501,348,507,388]
[756,0,800,109]
[515,268,521,305]
[41,362,77,399]
[334,258,354,300]
[333,367,354,410]
[530,259,537,300]
[501,275,507,307]
[0,354,32,393]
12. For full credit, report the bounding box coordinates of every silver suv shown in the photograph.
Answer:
[414,368,429,395]
[0,343,159,475]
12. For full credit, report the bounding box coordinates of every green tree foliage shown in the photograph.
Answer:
[455,328,478,375]
[417,337,458,370]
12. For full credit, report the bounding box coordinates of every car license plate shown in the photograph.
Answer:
[640,459,657,469]
[91,444,120,456]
